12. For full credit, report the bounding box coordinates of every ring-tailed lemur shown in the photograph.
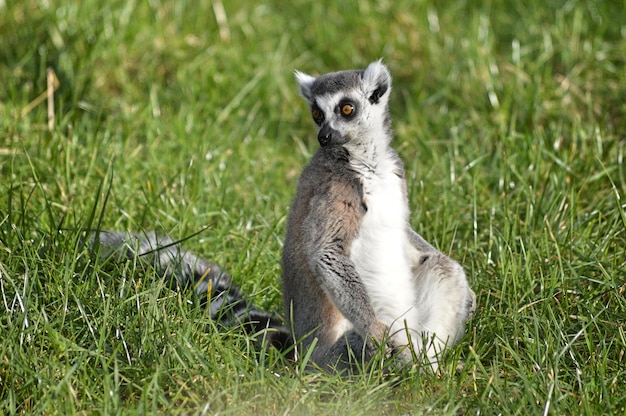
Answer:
[91,231,292,352]
[282,60,476,372]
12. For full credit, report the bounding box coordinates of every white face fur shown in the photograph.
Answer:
[295,60,393,149]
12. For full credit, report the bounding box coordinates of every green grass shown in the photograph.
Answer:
[1,0,625,414]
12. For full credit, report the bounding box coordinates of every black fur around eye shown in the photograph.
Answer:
[338,101,355,118]
[311,107,324,124]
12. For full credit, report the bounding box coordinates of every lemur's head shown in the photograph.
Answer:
[295,60,392,148]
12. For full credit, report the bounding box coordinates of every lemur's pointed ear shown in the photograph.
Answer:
[295,71,316,103]
[362,59,392,105]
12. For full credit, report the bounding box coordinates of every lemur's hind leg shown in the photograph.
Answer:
[308,329,412,374]
[408,231,476,370]
[305,330,369,373]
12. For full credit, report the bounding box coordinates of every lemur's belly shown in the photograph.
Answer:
[349,173,419,332]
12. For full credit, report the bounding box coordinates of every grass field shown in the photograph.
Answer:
[1,0,625,414]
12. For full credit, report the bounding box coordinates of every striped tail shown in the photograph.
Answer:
[90,231,292,352]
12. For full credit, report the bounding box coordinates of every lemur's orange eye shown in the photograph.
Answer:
[340,103,354,117]
[311,108,324,124]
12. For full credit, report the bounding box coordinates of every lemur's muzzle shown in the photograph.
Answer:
[318,124,347,147]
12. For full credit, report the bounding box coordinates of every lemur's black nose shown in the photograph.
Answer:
[318,124,333,146]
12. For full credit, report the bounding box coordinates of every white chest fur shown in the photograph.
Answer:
[348,153,420,337]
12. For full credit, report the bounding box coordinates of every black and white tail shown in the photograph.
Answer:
[89,231,292,352]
